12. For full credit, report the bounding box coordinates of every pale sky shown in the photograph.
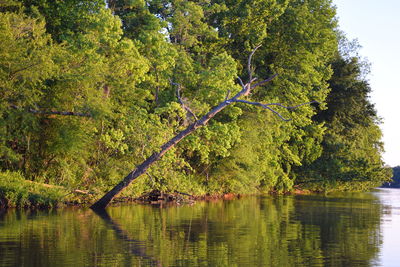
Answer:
[334,0,400,167]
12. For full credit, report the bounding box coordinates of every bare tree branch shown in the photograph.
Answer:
[247,44,262,83]
[233,99,290,121]
[237,76,245,89]
[232,100,318,121]
[10,104,92,117]
[171,81,198,121]
[225,90,231,101]
[251,74,278,89]
[28,109,92,117]
[264,101,319,109]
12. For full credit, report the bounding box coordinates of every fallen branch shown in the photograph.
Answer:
[90,46,317,210]
[24,180,95,198]
[174,190,194,198]
[72,189,94,195]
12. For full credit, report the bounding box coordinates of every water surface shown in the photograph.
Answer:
[0,189,399,266]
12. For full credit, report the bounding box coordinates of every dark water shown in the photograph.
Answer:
[0,188,399,267]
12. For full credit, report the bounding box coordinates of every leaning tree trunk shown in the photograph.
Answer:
[90,99,233,210]
[90,46,315,210]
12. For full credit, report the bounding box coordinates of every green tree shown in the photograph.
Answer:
[211,0,337,192]
[382,166,400,188]
[296,49,392,190]
[0,8,59,171]
[0,2,151,190]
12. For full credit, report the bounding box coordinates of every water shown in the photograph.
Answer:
[0,188,399,267]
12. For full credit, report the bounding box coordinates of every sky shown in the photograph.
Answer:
[334,0,400,167]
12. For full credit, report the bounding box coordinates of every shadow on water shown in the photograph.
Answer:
[92,208,163,267]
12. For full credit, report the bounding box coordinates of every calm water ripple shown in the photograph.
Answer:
[0,188,399,266]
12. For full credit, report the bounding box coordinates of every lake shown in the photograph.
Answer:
[0,188,399,266]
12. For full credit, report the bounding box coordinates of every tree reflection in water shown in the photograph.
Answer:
[93,209,163,267]
[0,192,384,267]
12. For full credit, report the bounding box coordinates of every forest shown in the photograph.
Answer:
[0,0,392,207]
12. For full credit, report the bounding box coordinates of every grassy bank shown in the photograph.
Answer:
[0,172,243,209]
[0,172,70,209]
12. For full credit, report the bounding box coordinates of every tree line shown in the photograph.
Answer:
[0,0,392,201]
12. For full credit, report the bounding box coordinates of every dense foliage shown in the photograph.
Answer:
[295,44,392,191]
[382,166,400,188]
[0,0,391,201]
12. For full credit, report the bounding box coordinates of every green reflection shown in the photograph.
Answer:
[0,192,383,267]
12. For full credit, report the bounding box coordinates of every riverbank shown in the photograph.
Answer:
[0,172,248,209]
[0,172,257,209]
[0,182,311,210]
[0,171,370,210]
[0,172,67,209]
[0,181,241,209]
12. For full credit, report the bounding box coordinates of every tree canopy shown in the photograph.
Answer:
[0,0,391,201]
